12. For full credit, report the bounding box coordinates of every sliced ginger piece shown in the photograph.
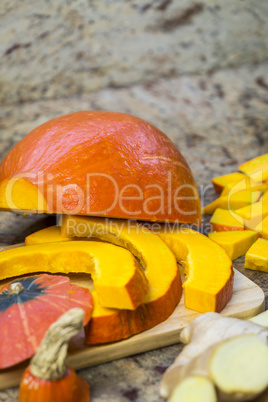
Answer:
[160,313,268,400]
[169,335,268,402]
[0,241,148,310]
[168,376,217,402]
[249,310,268,328]
[210,208,244,232]
[239,153,268,182]
[244,238,268,272]
[210,335,268,401]
[211,172,246,194]
[208,230,258,260]
[158,228,233,313]
[61,215,182,344]
[25,226,70,246]
[203,189,261,215]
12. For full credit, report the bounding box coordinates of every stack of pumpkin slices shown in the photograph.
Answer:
[0,111,233,369]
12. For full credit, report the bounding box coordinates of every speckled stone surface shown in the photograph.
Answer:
[0,61,268,401]
[1,0,268,104]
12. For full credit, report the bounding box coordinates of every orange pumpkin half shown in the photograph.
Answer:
[0,111,201,224]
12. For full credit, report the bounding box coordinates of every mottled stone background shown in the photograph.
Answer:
[1,0,268,104]
[0,1,268,401]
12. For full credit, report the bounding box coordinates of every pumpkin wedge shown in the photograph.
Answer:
[235,198,268,230]
[0,241,148,310]
[211,173,246,194]
[203,189,261,215]
[210,208,244,232]
[239,153,268,182]
[158,228,234,313]
[221,182,267,197]
[208,230,258,260]
[61,215,182,344]
[244,238,268,272]
[254,216,268,239]
[25,226,70,246]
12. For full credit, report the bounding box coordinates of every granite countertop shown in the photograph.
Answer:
[0,61,268,401]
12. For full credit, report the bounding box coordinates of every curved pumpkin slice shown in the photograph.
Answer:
[61,215,182,344]
[0,241,148,311]
[158,228,234,313]
[25,226,70,246]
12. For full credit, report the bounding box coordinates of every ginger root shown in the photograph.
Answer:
[249,310,268,328]
[169,375,217,402]
[160,312,268,401]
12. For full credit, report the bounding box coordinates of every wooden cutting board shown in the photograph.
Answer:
[0,264,264,390]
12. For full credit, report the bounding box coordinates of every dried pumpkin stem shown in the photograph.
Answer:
[9,282,24,295]
[30,308,85,381]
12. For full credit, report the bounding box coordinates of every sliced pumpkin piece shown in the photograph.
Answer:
[263,191,268,200]
[60,215,182,344]
[211,172,246,194]
[25,226,70,246]
[0,178,47,213]
[259,216,268,239]
[203,189,261,215]
[208,231,258,260]
[244,238,268,272]
[239,153,268,182]
[210,208,244,232]
[235,195,268,230]
[221,182,267,197]
[158,227,234,313]
[235,201,267,221]
[0,241,148,311]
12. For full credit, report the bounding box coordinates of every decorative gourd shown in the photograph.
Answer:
[19,308,90,402]
[61,215,182,344]
[0,241,148,310]
[0,274,93,368]
[0,111,201,224]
